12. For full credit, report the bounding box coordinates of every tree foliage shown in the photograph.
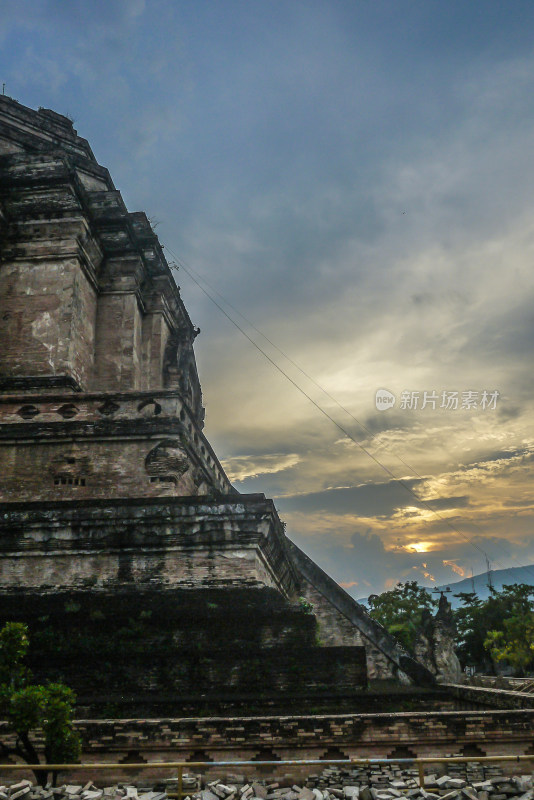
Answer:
[0,622,81,786]
[484,617,534,675]
[366,580,534,675]
[454,583,534,675]
[367,581,437,651]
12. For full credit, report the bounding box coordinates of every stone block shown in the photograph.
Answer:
[460,789,478,800]
[297,791,315,800]
[201,792,219,800]
[9,784,33,795]
[10,790,31,800]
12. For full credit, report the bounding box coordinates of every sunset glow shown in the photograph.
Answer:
[408,542,434,554]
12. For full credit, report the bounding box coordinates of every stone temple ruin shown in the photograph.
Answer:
[0,97,533,768]
[0,95,434,715]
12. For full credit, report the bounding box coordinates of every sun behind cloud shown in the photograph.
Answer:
[406,541,434,553]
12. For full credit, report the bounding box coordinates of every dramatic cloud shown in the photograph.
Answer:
[222,453,301,482]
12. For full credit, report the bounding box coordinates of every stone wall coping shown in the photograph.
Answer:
[0,493,269,513]
[0,389,214,403]
[65,707,534,725]
[443,682,534,708]
[445,681,533,695]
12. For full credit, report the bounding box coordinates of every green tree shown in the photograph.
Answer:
[0,622,81,786]
[484,615,534,676]
[367,581,437,652]
[453,591,487,670]
[454,584,534,674]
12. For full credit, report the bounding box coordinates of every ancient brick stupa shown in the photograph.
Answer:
[0,96,432,717]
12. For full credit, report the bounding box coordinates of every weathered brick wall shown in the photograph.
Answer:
[0,496,300,597]
[94,292,143,391]
[0,547,269,591]
[0,494,371,718]
[69,709,534,759]
[0,584,367,716]
[0,99,94,159]
[299,578,396,681]
[0,438,201,502]
[0,392,232,498]
[141,313,171,391]
[0,257,97,388]
[0,707,532,783]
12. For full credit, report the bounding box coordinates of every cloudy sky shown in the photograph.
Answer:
[4,0,534,595]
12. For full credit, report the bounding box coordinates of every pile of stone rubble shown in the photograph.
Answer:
[191,765,533,800]
[0,764,533,800]
[0,781,172,800]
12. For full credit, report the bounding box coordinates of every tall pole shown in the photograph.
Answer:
[486,557,493,589]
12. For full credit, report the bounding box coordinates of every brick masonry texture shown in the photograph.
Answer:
[0,707,533,782]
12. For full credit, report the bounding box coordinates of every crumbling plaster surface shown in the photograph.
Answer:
[0,495,300,600]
